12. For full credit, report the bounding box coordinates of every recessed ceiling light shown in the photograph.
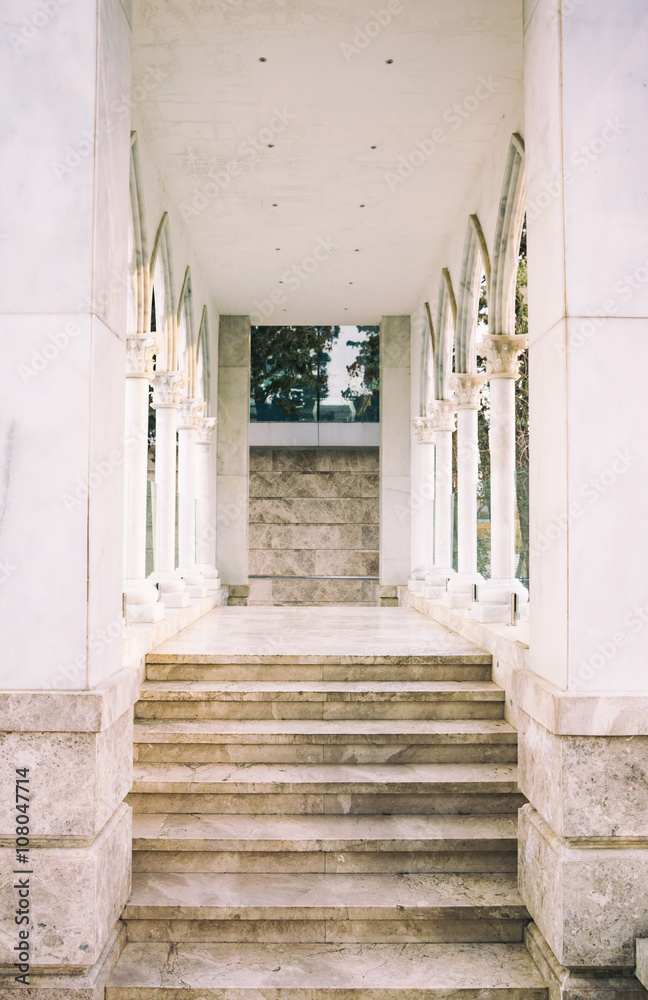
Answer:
[275,248,280,250]
[370,145,377,149]
[268,144,274,148]
[386,58,394,64]
[359,204,365,208]
[259,57,267,62]
[355,249,360,252]
[349,282,353,285]
[272,203,278,206]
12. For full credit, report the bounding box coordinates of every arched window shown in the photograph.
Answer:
[149,212,174,373]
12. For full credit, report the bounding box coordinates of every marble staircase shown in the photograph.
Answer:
[107,646,547,998]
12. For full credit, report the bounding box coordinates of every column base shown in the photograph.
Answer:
[197,564,222,592]
[123,578,163,622]
[443,572,483,609]
[153,573,190,607]
[0,922,126,998]
[125,601,165,624]
[422,566,454,600]
[471,577,528,623]
[525,922,648,1000]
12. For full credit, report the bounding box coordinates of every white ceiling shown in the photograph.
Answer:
[132,0,522,323]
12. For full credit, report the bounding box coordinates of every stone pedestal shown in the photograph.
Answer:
[514,669,648,974]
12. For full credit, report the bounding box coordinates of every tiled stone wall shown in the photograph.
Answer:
[248,447,379,605]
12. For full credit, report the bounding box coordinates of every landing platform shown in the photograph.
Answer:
[148,606,488,663]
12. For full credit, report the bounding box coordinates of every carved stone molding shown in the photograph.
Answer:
[152,370,186,409]
[449,372,486,409]
[126,334,159,379]
[481,334,528,379]
[177,397,206,430]
[196,416,217,445]
[412,417,436,445]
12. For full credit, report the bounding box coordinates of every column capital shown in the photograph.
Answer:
[412,416,436,444]
[196,415,217,445]
[178,397,206,430]
[152,370,186,409]
[126,333,159,379]
[449,372,486,408]
[481,333,528,379]
[426,397,457,433]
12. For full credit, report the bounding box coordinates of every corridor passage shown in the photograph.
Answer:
[108,608,546,997]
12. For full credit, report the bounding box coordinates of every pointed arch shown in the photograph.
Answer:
[128,134,148,337]
[150,211,175,372]
[435,269,457,400]
[177,266,195,396]
[456,214,491,373]
[196,306,211,409]
[418,302,436,416]
[490,133,526,336]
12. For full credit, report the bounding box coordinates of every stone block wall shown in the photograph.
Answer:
[248,447,379,605]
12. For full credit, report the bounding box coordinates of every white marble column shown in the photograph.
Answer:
[196,414,221,589]
[0,0,133,987]
[423,399,457,598]
[379,315,411,585]
[178,397,208,596]
[123,335,164,622]
[471,334,528,621]
[445,373,484,608]
[408,417,436,592]
[152,370,190,607]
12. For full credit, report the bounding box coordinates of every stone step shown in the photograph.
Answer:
[127,762,524,816]
[107,941,548,998]
[122,871,528,944]
[134,681,505,721]
[133,719,517,764]
[132,812,518,874]
[146,661,493,682]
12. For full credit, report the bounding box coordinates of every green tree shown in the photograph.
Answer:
[343,325,380,421]
[250,326,339,419]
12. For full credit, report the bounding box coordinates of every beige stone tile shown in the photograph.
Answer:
[315,448,380,472]
[314,550,379,576]
[249,548,316,575]
[249,447,273,472]
[249,472,379,499]
[249,497,380,525]
[0,804,131,967]
[107,940,547,994]
[249,523,367,551]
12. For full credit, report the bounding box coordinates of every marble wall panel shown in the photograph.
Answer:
[249,549,316,576]
[249,473,379,499]
[0,709,133,839]
[518,711,648,838]
[519,804,648,968]
[249,524,367,551]
[272,579,368,603]
[314,550,379,577]
[249,448,273,472]
[249,498,379,525]
[0,803,131,968]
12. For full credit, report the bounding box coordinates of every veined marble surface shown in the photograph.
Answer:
[149,607,489,662]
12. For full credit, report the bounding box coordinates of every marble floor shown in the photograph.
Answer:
[150,606,488,661]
